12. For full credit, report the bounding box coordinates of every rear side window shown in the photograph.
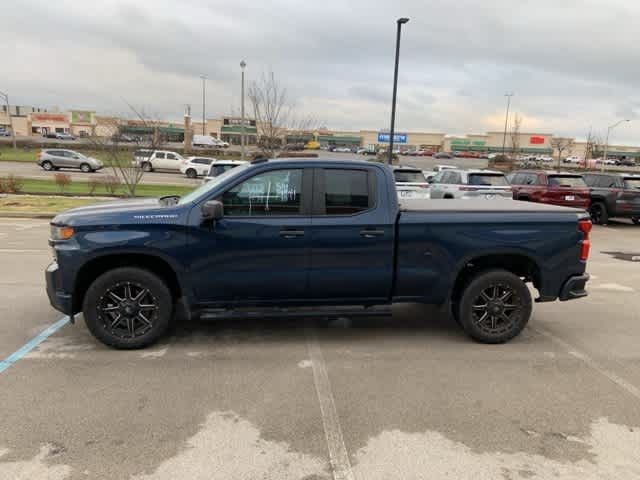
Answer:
[597,176,618,188]
[548,175,586,187]
[394,170,424,183]
[155,152,166,159]
[468,174,508,186]
[166,153,178,160]
[624,178,640,189]
[321,169,371,215]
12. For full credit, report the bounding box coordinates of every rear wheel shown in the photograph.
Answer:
[457,269,532,344]
[80,163,92,173]
[82,267,173,349]
[186,168,197,179]
[141,162,153,172]
[589,202,608,225]
[42,160,53,171]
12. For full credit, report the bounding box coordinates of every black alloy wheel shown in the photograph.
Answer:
[457,269,532,344]
[97,281,158,340]
[589,202,608,225]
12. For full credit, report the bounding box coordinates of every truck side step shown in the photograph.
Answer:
[199,305,392,321]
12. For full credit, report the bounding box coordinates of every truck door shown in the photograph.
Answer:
[309,167,395,301]
[190,167,313,303]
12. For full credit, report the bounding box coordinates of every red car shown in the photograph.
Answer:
[509,170,590,209]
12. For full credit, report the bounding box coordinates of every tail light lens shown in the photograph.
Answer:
[578,219,592,261]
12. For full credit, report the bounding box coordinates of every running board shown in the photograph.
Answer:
[199,305,392,321]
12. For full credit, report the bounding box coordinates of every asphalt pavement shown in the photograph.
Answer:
[1,217,640,479]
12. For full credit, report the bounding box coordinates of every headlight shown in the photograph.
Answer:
[50,225,74,240]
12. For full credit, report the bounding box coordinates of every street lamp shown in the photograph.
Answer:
[601,119,630,172]
[0,90,17,150]
[388,17,409,165]
[199,75,207,135]
[501,93,514,156]
[240,60,247,161]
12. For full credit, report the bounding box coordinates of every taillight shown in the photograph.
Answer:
[578,219,592,261]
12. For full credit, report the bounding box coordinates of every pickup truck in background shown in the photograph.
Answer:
[46,159,591,349]
[583,172,640,225]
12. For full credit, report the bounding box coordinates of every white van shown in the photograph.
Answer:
[191,135,229,148]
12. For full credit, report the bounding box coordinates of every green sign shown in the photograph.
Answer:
[451,139,486,147]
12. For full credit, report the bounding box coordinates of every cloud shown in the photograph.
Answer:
[2,0,640,143]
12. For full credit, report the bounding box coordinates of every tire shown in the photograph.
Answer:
[141,162,153,172]
[589,202,608,225]
[632,217,640,225]
[42,161,53,171]
[186,168,197,179]
[80,163,92,173]
[82,267,173,349]
[457,269,532,344]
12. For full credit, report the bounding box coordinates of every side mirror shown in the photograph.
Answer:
[202,200,224,221]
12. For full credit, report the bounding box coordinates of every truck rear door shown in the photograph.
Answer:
[309,166,395,301]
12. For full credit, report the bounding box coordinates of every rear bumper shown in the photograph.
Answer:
[45,262,73,317]
[559,273,589,301]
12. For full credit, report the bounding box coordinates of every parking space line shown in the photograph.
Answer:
[0,316,70,374]
[305,328,355,480]
[532,326,640,402]
[0,249,49,254]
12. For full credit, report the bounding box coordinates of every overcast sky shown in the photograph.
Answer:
[2,0,640,143]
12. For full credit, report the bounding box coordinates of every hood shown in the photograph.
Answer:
[52,197,185,227]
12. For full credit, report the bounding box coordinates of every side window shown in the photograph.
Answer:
[450,172,462,184]
[440,171,451,184]
[599,176,616,188]
[166,153,177,160]
[524,174,538,185]
[321,169,371,215]
[221,169,303,216]
[155,152,166,159]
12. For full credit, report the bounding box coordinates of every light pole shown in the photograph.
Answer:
[240,60,246,161]
[501,93,514,157]
[0,90,17,150]
[601,119,630,172]
[388,17,409,165]
[199,75,207,135]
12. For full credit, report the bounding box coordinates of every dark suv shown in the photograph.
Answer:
[509,170,590,209]
[583,173,640,225]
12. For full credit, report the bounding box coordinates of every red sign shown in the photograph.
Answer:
[32,113,67,123]
[529,136,545,145]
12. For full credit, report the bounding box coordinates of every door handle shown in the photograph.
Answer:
[279,229,305,238]
[360,229,384,238]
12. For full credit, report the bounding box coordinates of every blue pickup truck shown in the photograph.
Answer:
[46,159,591,349]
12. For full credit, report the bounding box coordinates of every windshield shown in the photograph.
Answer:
[624,178,640,189]
[178,162,251,205]
[394,170,425,183]
[548,175,586,187]
[468,174,508,186]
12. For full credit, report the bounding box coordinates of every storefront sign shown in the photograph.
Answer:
[71,110,93,124]
[529,136,545,145]
[451,139,486,147]
[31,113,67,123]
[377,133,407,143]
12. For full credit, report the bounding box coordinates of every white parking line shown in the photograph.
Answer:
[533,326,640,402]
[306,328,355,480]
[0,249,49,254]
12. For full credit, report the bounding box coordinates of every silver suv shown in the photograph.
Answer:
[37,149,103,173]
[429,169,512,199]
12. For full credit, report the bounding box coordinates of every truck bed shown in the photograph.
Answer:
[399,198,586,214]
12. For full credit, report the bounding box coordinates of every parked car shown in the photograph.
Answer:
[191,135,228,148]
[203,160,248,182]
[132,150,185,172]
[46,158,591,349]
[180,156,216,178]
[510,171,590,209]
[356,147,377,155]
[563,156,583,164]
[618,158,637,167]
[111,134,136,143]
[433,152,453,159]
[0,128,10,137]
[392,166,431,199]
[55,132,76,140]
[429,169,513,200]
[43,132,59,139]
[333,146,352,153]
[37,149,103,172]
[583,173,640,225]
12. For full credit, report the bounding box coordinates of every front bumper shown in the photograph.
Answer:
[559,273,589,301]
[45,261,73,318]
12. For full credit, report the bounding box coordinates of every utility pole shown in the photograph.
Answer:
[501,93,514,157]
[388,17,409,165]
[240,60,247,161]
[200,75,207,135]
[0,90,17,150]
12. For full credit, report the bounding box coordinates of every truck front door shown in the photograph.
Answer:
[309,167,395,302]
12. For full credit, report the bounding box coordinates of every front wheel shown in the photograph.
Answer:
[141,162,153,172]
[589,202,608,225]
[80,163,92,173]
[82,267,173,349]
[185,168,197,179]
[42,161,53,171]
[457,269,532,344]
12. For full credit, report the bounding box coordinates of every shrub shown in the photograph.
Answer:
[87,178,100,195]
[54,173,72,193]
[103,176,120,195]
[0,175,25,194]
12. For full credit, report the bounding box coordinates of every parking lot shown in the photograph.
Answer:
[0,217,639,478]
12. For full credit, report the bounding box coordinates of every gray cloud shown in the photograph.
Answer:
[1,0,640,142]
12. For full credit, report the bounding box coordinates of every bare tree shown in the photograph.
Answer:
[88,104,166,197]
[583,130,602,168]
[509,113,522,159]
[550,137,575,169]
[248,71,317,158]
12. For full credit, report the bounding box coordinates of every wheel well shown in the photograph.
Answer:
[73,254,182,313]
[517,195,530,201]
[443,194,454,199]
[451,254,541,304]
